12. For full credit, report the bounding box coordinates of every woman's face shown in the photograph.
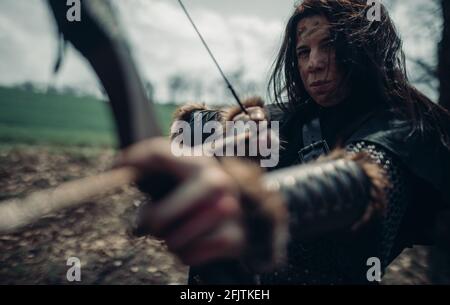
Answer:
[296,15,347,107]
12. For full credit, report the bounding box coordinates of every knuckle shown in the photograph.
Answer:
[217,234,234,250]
[234,114,250,122]
[201,169,229,193]
[216,197,241,218]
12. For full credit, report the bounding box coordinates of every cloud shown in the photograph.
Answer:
[0,0,441,103]
[113,0,284,102]
[0,0,100,95]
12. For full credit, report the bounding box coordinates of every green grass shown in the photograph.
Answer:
[0,86,176,148]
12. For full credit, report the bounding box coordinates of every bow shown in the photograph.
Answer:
[0,0,160,233]
[0,0,254,284]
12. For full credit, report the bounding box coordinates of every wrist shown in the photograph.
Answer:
[219,157,289,272]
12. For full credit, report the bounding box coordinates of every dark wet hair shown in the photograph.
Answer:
[268,0,450,148]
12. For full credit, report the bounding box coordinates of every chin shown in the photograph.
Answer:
[312,96,342,108]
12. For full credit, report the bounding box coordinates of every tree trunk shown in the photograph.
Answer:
[439,0,450,111]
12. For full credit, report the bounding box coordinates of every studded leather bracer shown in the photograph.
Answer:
[262,147,388,241]
[258,142,411,284]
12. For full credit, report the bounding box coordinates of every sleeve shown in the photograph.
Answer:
[346,141,412,267]
[263,140,412,268]
[187,143,413,284]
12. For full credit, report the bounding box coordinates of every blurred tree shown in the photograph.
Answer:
[46,84,59,95]
[400,0,441,98]
[226,66,262,100]
[192,79,204,102]
[61,86,78,96]
[20,82,36,92]
[168,74,189,103]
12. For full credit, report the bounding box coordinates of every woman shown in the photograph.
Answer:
[118,0,450,284]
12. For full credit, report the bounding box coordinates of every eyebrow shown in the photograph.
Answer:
[297,19,321,36]
[297,26,320,40]
[296,35,332,51]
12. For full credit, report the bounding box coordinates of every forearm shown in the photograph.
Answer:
[263,149,388,241]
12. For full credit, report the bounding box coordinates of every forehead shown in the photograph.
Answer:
[296,15,330,44]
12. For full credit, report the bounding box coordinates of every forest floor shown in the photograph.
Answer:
[0,145,433,284]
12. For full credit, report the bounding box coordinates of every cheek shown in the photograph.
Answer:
[297,60,308,82]
[328,55,340,79]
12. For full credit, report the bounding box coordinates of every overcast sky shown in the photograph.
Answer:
[0,0,442,103]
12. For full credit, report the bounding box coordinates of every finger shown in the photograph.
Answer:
[207,132,249,156]
[164,194,241,251]
[247,107,266,121]
[233,112,250,122]
[114,138,180,174]
[115,138,211,179]
[177,220,246,266]
[144,168,237,234]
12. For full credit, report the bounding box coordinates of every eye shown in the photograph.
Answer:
[297,49,309,59]
[321,39,335,50]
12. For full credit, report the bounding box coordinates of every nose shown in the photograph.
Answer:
[307,48,327,73]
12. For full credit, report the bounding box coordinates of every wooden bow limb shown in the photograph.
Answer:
[0,166,139,234]
[0,131,259,235]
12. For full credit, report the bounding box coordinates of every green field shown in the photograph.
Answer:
[0,86,177,148]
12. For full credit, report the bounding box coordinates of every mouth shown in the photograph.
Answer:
[309,80,333,95]
[310,80,332,88]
